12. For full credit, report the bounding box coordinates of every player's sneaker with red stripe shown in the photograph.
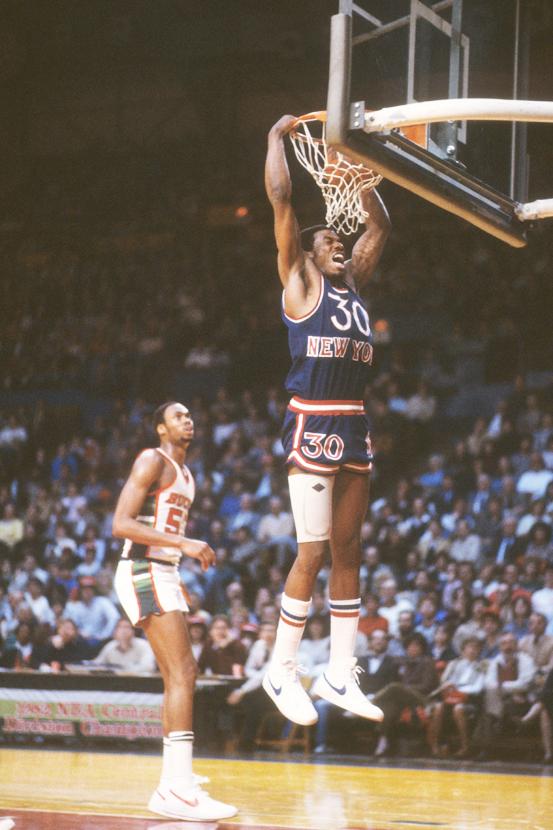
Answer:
[262,657,318,725]
[148,784,237,821]
[311,658,384,721]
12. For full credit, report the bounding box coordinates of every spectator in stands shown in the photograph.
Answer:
[64,575,120,644]
[524,521,553,562]
[415,595,439,645]
[297,615,330,679]
[188,615,209,662]
[452,595,488,654]
[23,576,55,628]
[519,613,553,671]
[449,519,482,564]
[489,516,524,567]
[0,620,37,669]
[378,579,415,637]
[516,453,553,500]
[480,610,502,659]
[358,593,389,639]
[431,622,458,673]
[371,633,439,756]
[476,632,536,758]
[417,519,451,564]
[387,609,417,658]
[33,618,97,669]
[519,666,553,763]
[531,565,553,625]
[517,499,550,538]
[428,636,485,757]
[198,614,248,676]
[0,504,24,551]
[504,595,532,640]
[92,617,156,672]
[226,621,277,751]
[256,495,295,569]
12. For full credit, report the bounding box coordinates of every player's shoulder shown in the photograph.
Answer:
[131,448,166,475]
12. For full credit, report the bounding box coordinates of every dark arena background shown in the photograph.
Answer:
[1,2,553,829]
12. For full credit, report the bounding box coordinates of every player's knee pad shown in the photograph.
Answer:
[288,472,334,543]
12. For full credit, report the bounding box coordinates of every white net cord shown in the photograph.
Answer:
[289,118,382,235]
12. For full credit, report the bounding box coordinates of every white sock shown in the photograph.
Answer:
[271,593,311,668]
[160,730,194,790]
[327,597,361,683]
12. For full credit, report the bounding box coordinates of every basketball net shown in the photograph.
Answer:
[289,113,382,236]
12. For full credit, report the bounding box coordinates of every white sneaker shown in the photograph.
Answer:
[262,658,318,725]
[311,659,384,721]
[148,784,238,821]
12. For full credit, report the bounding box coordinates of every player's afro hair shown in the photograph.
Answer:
[300,224,332,251]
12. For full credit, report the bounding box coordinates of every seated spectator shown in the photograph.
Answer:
[519,613,553,671]
[428,636,485,757]
[415,595,439,645]
[503,595,532,640]
[469,474,493,517]
[198,614,248,676]
[417,519,451,564]
[371,633,439,756]
[64,576,120,644]
[226,621,277,751]
[0,620,37,669]
[476,632,536,759]
[480,609,502,659]
[474,496,504,556]
[358,593,389,639]
[516,452,553,500]
[431,623,458,674]
[519,665,553,762]
[531,565,553,626]
[204,547,238,615]
[298,615,330,679]
[33,618,97,669]
[77,524,106,565]
[517,499,550,538]
[519,557,543,593]
[449,519,482,564]
[23,576,55,628]
[489,516,525,567]
[312,629,399,755]
[387,609,417,658]
[228,493,260,536]
[524,521,553,562]
[188,615,209,662]
[92,617,156,672]
[452,595,488,654]
[0,504,24,551]
[256,496,296,569]
[378,579,415,637]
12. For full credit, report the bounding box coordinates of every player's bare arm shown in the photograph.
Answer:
[265,115,321,317]
[347,188,391,289]
[112,450,215,570]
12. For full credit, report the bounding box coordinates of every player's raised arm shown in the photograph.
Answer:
[265,115,305,286]
[112,451,214,569]
[348,188,391,289]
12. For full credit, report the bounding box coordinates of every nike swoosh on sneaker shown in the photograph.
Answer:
[170,790,199,807]
[323,674,346,695]
[268,676,282,695]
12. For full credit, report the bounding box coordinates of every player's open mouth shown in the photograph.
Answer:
[332,252,345,267]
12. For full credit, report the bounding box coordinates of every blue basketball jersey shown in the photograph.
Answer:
[281,273,373,401]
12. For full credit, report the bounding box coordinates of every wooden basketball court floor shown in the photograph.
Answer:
[0,747,552,830]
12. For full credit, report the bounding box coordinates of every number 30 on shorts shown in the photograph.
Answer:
[302,432,344,461]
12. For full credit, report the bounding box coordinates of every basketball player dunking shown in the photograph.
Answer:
[262,114,391,725]
[112,402,237,822]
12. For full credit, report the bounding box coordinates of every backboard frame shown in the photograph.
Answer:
[327,1,531,247]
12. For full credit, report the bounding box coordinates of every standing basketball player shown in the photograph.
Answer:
[262,114,390,725]
[113,401,237,822]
